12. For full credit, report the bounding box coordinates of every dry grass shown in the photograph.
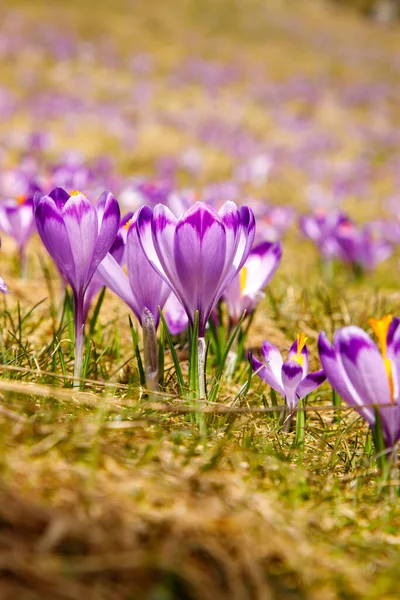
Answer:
[1,0,400,598]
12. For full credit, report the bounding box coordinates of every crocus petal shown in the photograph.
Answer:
[34,195,77,288]
[261,340,284,385]
[244,241,282,295]
[147,204,179,287]
[295,369,326,400]
[90,191,120,278]
[97,253,140,317]
[337,327,392,409]
[162,292,189,335]
[282,360,303,408]
[173,202,226,333]
[61,193,98,293]
[318,330,375,425]
[126,216,170,326]
[250,354,285,397]
[48,187,70,210]
[0,275,8,293]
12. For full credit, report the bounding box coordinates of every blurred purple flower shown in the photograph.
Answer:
[223,241,282,323]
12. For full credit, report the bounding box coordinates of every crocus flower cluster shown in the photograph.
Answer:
[300,210,392,272]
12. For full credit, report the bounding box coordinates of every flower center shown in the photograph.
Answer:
[369,314,394,403]
[293,332,308,367]
[124,218,133,230]
[16,194,26,205]
[69,190,82,196]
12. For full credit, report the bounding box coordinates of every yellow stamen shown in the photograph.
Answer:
[369,315,394,402]
[69,190,82,196]
[369,315,392,358]
[240,267,247,293]
[16,194,26,205]
[293,332,308,367]
[124,218,132,231]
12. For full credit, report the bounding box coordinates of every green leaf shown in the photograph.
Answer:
[88,286,106,337]
[209,310,246,403]
[188,310,199,396]
[159,308,185,395]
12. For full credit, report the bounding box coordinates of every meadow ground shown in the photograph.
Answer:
[1,1,400,598]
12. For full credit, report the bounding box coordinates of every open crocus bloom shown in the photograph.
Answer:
[223,240,282,323]
[318,316,400,449]
[251,334,326,409]
[136,200,255,336]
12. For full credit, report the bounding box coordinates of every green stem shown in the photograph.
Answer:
[73,291,85,388]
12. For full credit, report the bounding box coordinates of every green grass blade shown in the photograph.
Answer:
[159,309,185,395]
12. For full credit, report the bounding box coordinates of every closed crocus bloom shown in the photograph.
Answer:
[251,334,326,409]
[318,316,400,449]
[136,201,255,337]
[96,211,170,328]
[223,241,282,324]
[0,196,36,270]
[97,211,170,391]
[137,200,255,398]
[34,187,120,382]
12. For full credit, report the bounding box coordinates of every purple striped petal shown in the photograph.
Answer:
[61,193,98,293]
[337,327,392,409]
[250,354,285,397]
[89,191,120,279]
[34,195,76,289]
[126,215,170,326]
[295,369,326,400]
[48,187,70,210]
[261,340,284,384]
[173,202,226,334]
[282,360,303,408]
[318,330,375,425]
[96,253,139,316]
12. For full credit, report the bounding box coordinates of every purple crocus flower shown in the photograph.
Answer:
[34,187,120,383]
[136,200,255,397]
[0,196,36,273]
[299,210,351,261]
[223,241,282,324]
[251,334,326,410]
[335,224,392,272]
[318,316,400,449]
[136,200,256,337]
[96,211,170,328]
